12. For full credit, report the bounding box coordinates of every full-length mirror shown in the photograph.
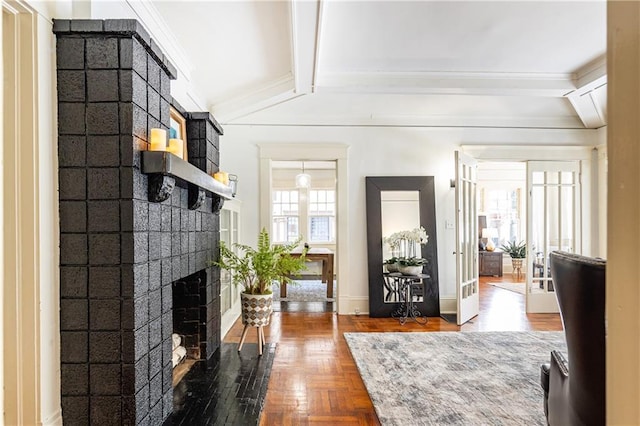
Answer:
[381,191,422,303]
[366,177,439,317]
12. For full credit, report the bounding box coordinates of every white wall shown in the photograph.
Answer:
[35,7,64,424]
[219,126,599,312]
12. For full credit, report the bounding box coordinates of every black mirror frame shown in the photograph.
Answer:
[365,176,440,317]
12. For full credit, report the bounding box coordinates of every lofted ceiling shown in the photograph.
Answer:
[152,0,607,129]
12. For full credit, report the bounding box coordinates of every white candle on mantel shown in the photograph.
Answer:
[168,138,184,159]
[149,128,167,151]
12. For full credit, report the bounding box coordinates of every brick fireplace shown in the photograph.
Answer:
[55,19,225,425]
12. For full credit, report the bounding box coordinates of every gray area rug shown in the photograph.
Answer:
[344,331,566,426]
[273,279,335,302]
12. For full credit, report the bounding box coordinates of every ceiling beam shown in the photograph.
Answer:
[290,0,322,94]
[565,55,607,128]
[210,74,300,123]
[211,0,323,123]
[314,71,577,97]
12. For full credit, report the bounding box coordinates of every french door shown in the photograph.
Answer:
[455,151,479,325]
[526,161,581,313]
[220,199,242,335]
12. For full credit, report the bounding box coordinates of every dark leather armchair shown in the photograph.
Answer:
[540,251,606,425]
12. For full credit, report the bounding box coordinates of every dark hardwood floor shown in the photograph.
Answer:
[165,343,276,426]
[222,276,563,425]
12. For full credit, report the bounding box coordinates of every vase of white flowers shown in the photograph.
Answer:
[383,226,429,259]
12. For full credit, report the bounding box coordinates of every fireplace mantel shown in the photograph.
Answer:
[142,151,233,208]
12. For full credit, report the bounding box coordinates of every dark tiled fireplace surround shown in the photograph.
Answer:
[55,19,225,425]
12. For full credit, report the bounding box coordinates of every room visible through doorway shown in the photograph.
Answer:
[477,162,527,311]
[270,160,337,313]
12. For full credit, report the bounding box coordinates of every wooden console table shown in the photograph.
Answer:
[280,248,334,298]
[479,251,503,277]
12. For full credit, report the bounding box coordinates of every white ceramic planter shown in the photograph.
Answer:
[399,265,423,276]
[386,262,399,273]
[240,293,273,327]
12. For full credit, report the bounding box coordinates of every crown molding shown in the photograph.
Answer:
[230,112,584,129]
[315,71,576,97]
[211,74,298,123]
[125,0,193,81]
[574,54,607,90]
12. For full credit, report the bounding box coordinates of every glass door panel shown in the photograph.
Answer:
[527,162,580,313]
[220,209,231,315]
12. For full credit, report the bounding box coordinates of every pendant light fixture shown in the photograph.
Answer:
[295,161,311,188]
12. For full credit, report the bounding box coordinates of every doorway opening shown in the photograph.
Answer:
[477,162,527,310]
[270,160,337,313]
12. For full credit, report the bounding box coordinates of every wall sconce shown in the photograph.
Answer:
[228,174,238,197]
[295,161,311,188]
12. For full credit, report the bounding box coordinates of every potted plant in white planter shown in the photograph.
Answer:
[500,240,527,272]
[384,257,400,272]
[397,257,427,276]
[213,228,307,353]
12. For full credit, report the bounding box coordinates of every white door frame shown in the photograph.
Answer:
[3,1,62,423]
[258,143,349,314]
[3,2,44,424]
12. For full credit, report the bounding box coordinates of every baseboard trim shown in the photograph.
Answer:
[337,296,457,316]
[439,297,456,313]
[338,296,369,315]
[42,409,63,426]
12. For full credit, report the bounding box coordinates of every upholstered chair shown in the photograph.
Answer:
[540,251,606,425]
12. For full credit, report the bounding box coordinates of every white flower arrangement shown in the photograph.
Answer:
[383,226,429,248]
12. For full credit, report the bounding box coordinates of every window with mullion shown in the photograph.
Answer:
[309,189,336,243]
[272,189,300,243]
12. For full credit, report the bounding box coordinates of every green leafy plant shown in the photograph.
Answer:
[398,257,427,266]
[212,228,308,295]
[500,240,527,259]
[383,257,400,265]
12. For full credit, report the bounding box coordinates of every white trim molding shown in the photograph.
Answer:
[439,297,457,314]
[338,296,369,316]
[315,71,577,97]
[461,145,594,161]
[2,2,43,424]
[258,143,350,314]
[212,74,297,123]
[290,0,321,95]
[125,0,194,81]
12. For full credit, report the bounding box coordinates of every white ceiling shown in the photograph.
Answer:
[152,0,607,129]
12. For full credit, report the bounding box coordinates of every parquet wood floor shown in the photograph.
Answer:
[224,276,563,425]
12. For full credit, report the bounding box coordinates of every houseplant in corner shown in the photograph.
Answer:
[212,228,307,353]
[500,240,527,275]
